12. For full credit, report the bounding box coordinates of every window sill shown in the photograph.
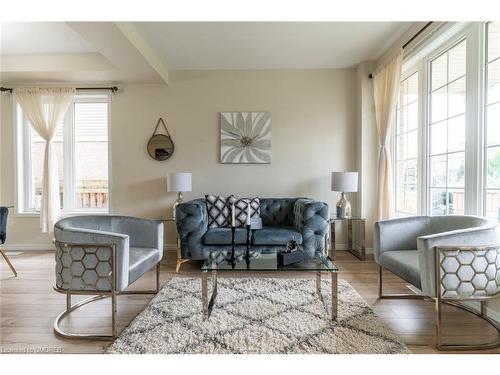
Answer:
[14,211,39,218]
[15,211,110,218]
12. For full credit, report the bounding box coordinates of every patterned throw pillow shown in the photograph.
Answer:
[227,196,261,227]
[205,195,231,229]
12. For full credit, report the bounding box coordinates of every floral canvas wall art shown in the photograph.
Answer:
[220,112,271,164]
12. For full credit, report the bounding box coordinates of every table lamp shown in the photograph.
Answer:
[331,171,358,219]
[167,172,192,219]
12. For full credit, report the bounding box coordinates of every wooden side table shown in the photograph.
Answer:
[330,217,366,261]
[159,217,190,272]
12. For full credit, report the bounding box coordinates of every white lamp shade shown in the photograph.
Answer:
[167,172,192,192]
[331,172,358,192]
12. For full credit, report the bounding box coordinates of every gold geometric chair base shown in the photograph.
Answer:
[434,245,500,351]
[54,294,114,340]
[53,263,160,340]
[379,264,500,351]
[0,249,18,277]
[435,299,500,351]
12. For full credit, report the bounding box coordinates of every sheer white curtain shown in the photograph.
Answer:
[373,51,403,221]
[15,87,75,232]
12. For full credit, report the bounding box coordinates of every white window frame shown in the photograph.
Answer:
[393,70,421,217]
[394,61,426,216]
[14,92,111,216]
[427,37,468,216]
[398,22,486,217]
[482,22,500,220]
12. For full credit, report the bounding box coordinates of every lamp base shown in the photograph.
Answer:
[336,192,351,219]
[172,192,183,220]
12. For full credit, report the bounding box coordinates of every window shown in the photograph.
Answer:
[395,23,500,219]
[428,39,466,215]
[17,93,110,213]
[484,22,500,220]
[394,73,419,216]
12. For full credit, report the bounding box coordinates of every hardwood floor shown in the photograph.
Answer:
[1,250,499,354]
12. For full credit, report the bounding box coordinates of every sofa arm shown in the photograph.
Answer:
[418,224,498,297]
[176,199,208,258]
[374,216,430,263]
[294,199,330,254]
[111,216,163,251]
[54,226,130,292]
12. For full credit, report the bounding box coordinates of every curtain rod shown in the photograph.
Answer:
[0,86,118,93]
[368,22,433,79]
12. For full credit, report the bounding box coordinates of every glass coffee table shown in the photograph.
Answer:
[201,250,338,321]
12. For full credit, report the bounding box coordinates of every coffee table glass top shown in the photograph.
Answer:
[201,250,337,272]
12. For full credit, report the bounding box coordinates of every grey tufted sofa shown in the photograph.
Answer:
[176,198,330,259]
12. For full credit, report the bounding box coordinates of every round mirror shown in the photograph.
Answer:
[147,134,174,161]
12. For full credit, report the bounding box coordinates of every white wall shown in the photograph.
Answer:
[355,62,378,248]
[0,69,358,248]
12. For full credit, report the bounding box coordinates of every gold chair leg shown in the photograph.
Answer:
[481,300,487,317]
[119,263,162,295]
[111,292,117,338]
[156,262,161,293]
[0,249,17,277]
[435,295,443,349]
[378,265,382,298]
[378,265,427,299]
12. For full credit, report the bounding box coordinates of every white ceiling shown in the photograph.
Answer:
[0,22,97,55]
[0,21,413,84]
[133,22,412,69]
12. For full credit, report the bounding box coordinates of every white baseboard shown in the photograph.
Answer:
[2,243,56,251]
[342,243,374,254]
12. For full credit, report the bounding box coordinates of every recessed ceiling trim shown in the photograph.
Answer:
[115,22,169,84]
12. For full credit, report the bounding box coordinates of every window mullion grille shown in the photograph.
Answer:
[420,61,428,216]
[484,24,490,216]
[394,72,419,216]
[446,51,450,213]
[483,23,494,218]
[23,115,33,211]
[63,103,75,211]
[463,23,483,215]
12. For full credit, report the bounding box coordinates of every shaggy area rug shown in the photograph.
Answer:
[107,277,410,354]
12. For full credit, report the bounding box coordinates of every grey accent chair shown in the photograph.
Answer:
[176,198,330,260]
[0,207,17,277]
[53,215,163,339]
[374,215,500,350]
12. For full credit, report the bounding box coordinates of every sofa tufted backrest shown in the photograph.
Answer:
[259,198,299,227]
